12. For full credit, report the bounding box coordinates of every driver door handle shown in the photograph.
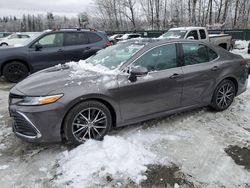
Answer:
[170,73,181,79]
[211,66,219,71]
[57,49,64,52]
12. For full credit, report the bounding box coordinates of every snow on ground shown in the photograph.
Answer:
[55,136,157,187]
[231,40,250,59]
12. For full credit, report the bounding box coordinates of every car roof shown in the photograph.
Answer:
[170,27,206,31]
[119,38,214,49]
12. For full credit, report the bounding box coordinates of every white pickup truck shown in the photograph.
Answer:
[159,27,234,51]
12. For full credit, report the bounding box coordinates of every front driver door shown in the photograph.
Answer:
[118,43,183,123]
[28,33,65,72]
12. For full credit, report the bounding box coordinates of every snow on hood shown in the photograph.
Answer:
[55,136,157,187]
[66,60,121,80]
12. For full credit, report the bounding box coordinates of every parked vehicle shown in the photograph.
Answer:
[9,39,248,144]
[0,32,12,38]
[109,34,123,44]
[116,33,141,42]
[0,29,111,82]
[0,33,31,46]
[159,27,234,50]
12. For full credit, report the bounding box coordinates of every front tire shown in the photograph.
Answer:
[0,43,8,46]
[63,100,112,145]
[3,61,29,83]
[211,79,236,111]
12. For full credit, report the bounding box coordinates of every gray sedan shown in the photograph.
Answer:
[9,39,248,144]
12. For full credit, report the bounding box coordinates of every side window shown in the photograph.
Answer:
[9,34,18,39]
[182,43,210,65]
[20,35,30,38]
[207,47,218,61]
[64,32,88,46]
[187,30,198,40]
[88,33,102,43]
[199,29,206,39]
[133,44,177,72]
[35,33,63,48]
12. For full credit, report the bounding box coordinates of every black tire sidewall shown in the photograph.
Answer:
[211,79,236,111]
[63,100,112,145]
[3,61,29,83]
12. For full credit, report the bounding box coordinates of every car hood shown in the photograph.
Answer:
[11,65,118,96]
[0,45,25,50]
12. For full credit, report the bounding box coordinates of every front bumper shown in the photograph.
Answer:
[9,95,65,143]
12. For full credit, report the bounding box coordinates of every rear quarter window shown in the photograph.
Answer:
[207,47,218,61]
[88,32,102,43]
[64,32,88,46]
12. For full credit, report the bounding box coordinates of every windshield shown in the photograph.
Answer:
[87,43,145,70]
[21,32,42,46]
[160,30,187,39]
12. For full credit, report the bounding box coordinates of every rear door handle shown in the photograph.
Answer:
[211,66,219,71]
[170,73,180,79]
[85,47,91,50]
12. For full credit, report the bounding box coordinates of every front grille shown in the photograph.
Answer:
[13,112,38,137]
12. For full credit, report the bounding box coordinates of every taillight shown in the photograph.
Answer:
[106,42,113,47]
[240,59,249,66]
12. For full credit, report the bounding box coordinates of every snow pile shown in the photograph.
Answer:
[234,40,249,50]
[55,136,157,187]
[231,40,250,59]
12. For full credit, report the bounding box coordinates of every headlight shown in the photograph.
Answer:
[18,94,63,106]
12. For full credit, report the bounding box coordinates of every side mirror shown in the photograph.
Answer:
[187,36,194,40]
[34,43,43,51]
[129,66,148,82]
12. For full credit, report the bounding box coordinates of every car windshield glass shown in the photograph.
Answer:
[87,43,144,70]
[161,30,187,39]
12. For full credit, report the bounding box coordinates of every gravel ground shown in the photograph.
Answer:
[0,76,250,188]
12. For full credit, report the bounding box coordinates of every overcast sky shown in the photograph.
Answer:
[0,0,94,18]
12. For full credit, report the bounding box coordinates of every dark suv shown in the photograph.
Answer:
[0,29,111,82]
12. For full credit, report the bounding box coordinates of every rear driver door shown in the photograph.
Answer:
[180,42,220,106]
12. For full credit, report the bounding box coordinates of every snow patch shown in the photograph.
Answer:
[55,136,157,187]
[0,165,9,170]
[67,60,120,80]
[231,40,250,59]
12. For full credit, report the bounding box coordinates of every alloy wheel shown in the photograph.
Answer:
[216,83,234,109]
[72,107,107,142]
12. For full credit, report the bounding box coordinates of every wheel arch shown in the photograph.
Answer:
[60,97,118,141]
[1,59,31,75]
[218,43,228,50]
[216,76,238,95]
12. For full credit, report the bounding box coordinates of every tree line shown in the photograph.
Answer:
[0,0,249,32]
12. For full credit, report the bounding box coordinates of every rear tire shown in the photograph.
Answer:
[63,100,112,145]
[211,79,236,111]
[3,61,29,83]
